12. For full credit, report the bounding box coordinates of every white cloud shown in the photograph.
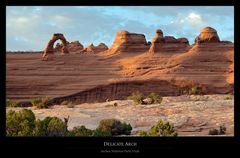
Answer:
[186,12,203,25]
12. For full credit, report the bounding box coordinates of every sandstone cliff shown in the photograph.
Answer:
[106,31,150,54]
[149,29,190,55]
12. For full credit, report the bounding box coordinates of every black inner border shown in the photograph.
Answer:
[1,0,239,155]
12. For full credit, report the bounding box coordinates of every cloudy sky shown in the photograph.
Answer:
[6,6,234,51]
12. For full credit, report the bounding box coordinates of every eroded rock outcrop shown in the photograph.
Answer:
[149,29,190,54]
[96,43,108,52]
[42,33,69,59]
[80,43,108,53]
[108,31,149,53]
[55,41,84,53]
[194,27,220,44]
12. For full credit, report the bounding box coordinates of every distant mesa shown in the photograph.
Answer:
[149,29,190,54]
[194,27,220,44]
[107,31,150,53]
[42,33,69,59]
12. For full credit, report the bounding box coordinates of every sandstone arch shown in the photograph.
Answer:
[42,33,69,59]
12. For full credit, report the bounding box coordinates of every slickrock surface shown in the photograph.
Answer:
[7,94,234,136]
[6,27,234,104]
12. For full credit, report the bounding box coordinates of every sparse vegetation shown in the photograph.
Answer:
[179,85,205,95]
[31,97,51,109]
[139,120,178,137]
[6,109,132,137]
[127,92,162,105]
[68,126,93,136]
[209,125,226,135]
[6,109,67,136]
[6,99,22,107]
[6,109,36,136]
[146,92,163,104]
[93,128,112,137]
[224,96,232,100]
[127,91,144,105]
[61,100,75,108]
[188,86,203,95]
[113,102,118,107]
[96,119,132,136]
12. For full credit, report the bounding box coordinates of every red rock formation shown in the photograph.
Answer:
[149,29,190,54]
[107,31,149,53]
[7,27,234,104]
[55,41,84,53]
[80,43,108,53]
[96,43,108,52]
[194,27,220,43]
[42,33,69,59]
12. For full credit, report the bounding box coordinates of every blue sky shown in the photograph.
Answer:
[6,6,234,51]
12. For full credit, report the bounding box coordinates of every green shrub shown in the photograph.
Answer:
[224,96,232,100]
[188,86,203,95]
[141,120,177,137]
[113,102,118,107]
[93,128,112,137]
[32,116,68,136]
[209,125,226,135]
[46,117,68,136]
[209,129,219,135]
[97,119,132,136]
[219,125,227,135]
[61,100,75,108]
[32,119,46,136]
[31,97,51,109]
[6,109,36,136]
[127,92,145,105]
[189,86,198,95]
[6,99,22,107]
[68,126,93,136]
[139,130,148,136]
[147,92,162,104]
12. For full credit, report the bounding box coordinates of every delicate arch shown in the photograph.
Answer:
[42,33,69,59]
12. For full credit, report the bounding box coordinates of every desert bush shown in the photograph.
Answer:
[139,130,148,136]
[96,119,132,136]
[127,92,144,105]
[224,96,232,100]
[140,120,177,137]
[61,100,75,108]
[209,125,226,135]
[46,117,68,136]
[93,128,112,137]
[6,109,36,136]
[208,129,219,135]
[6,99,22,107]
[68,126,93,136]
[113,102,118,107]
[188,86,200,95]
[31,97,51,109]
[33,116,68,136]
[146,92,162,104]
